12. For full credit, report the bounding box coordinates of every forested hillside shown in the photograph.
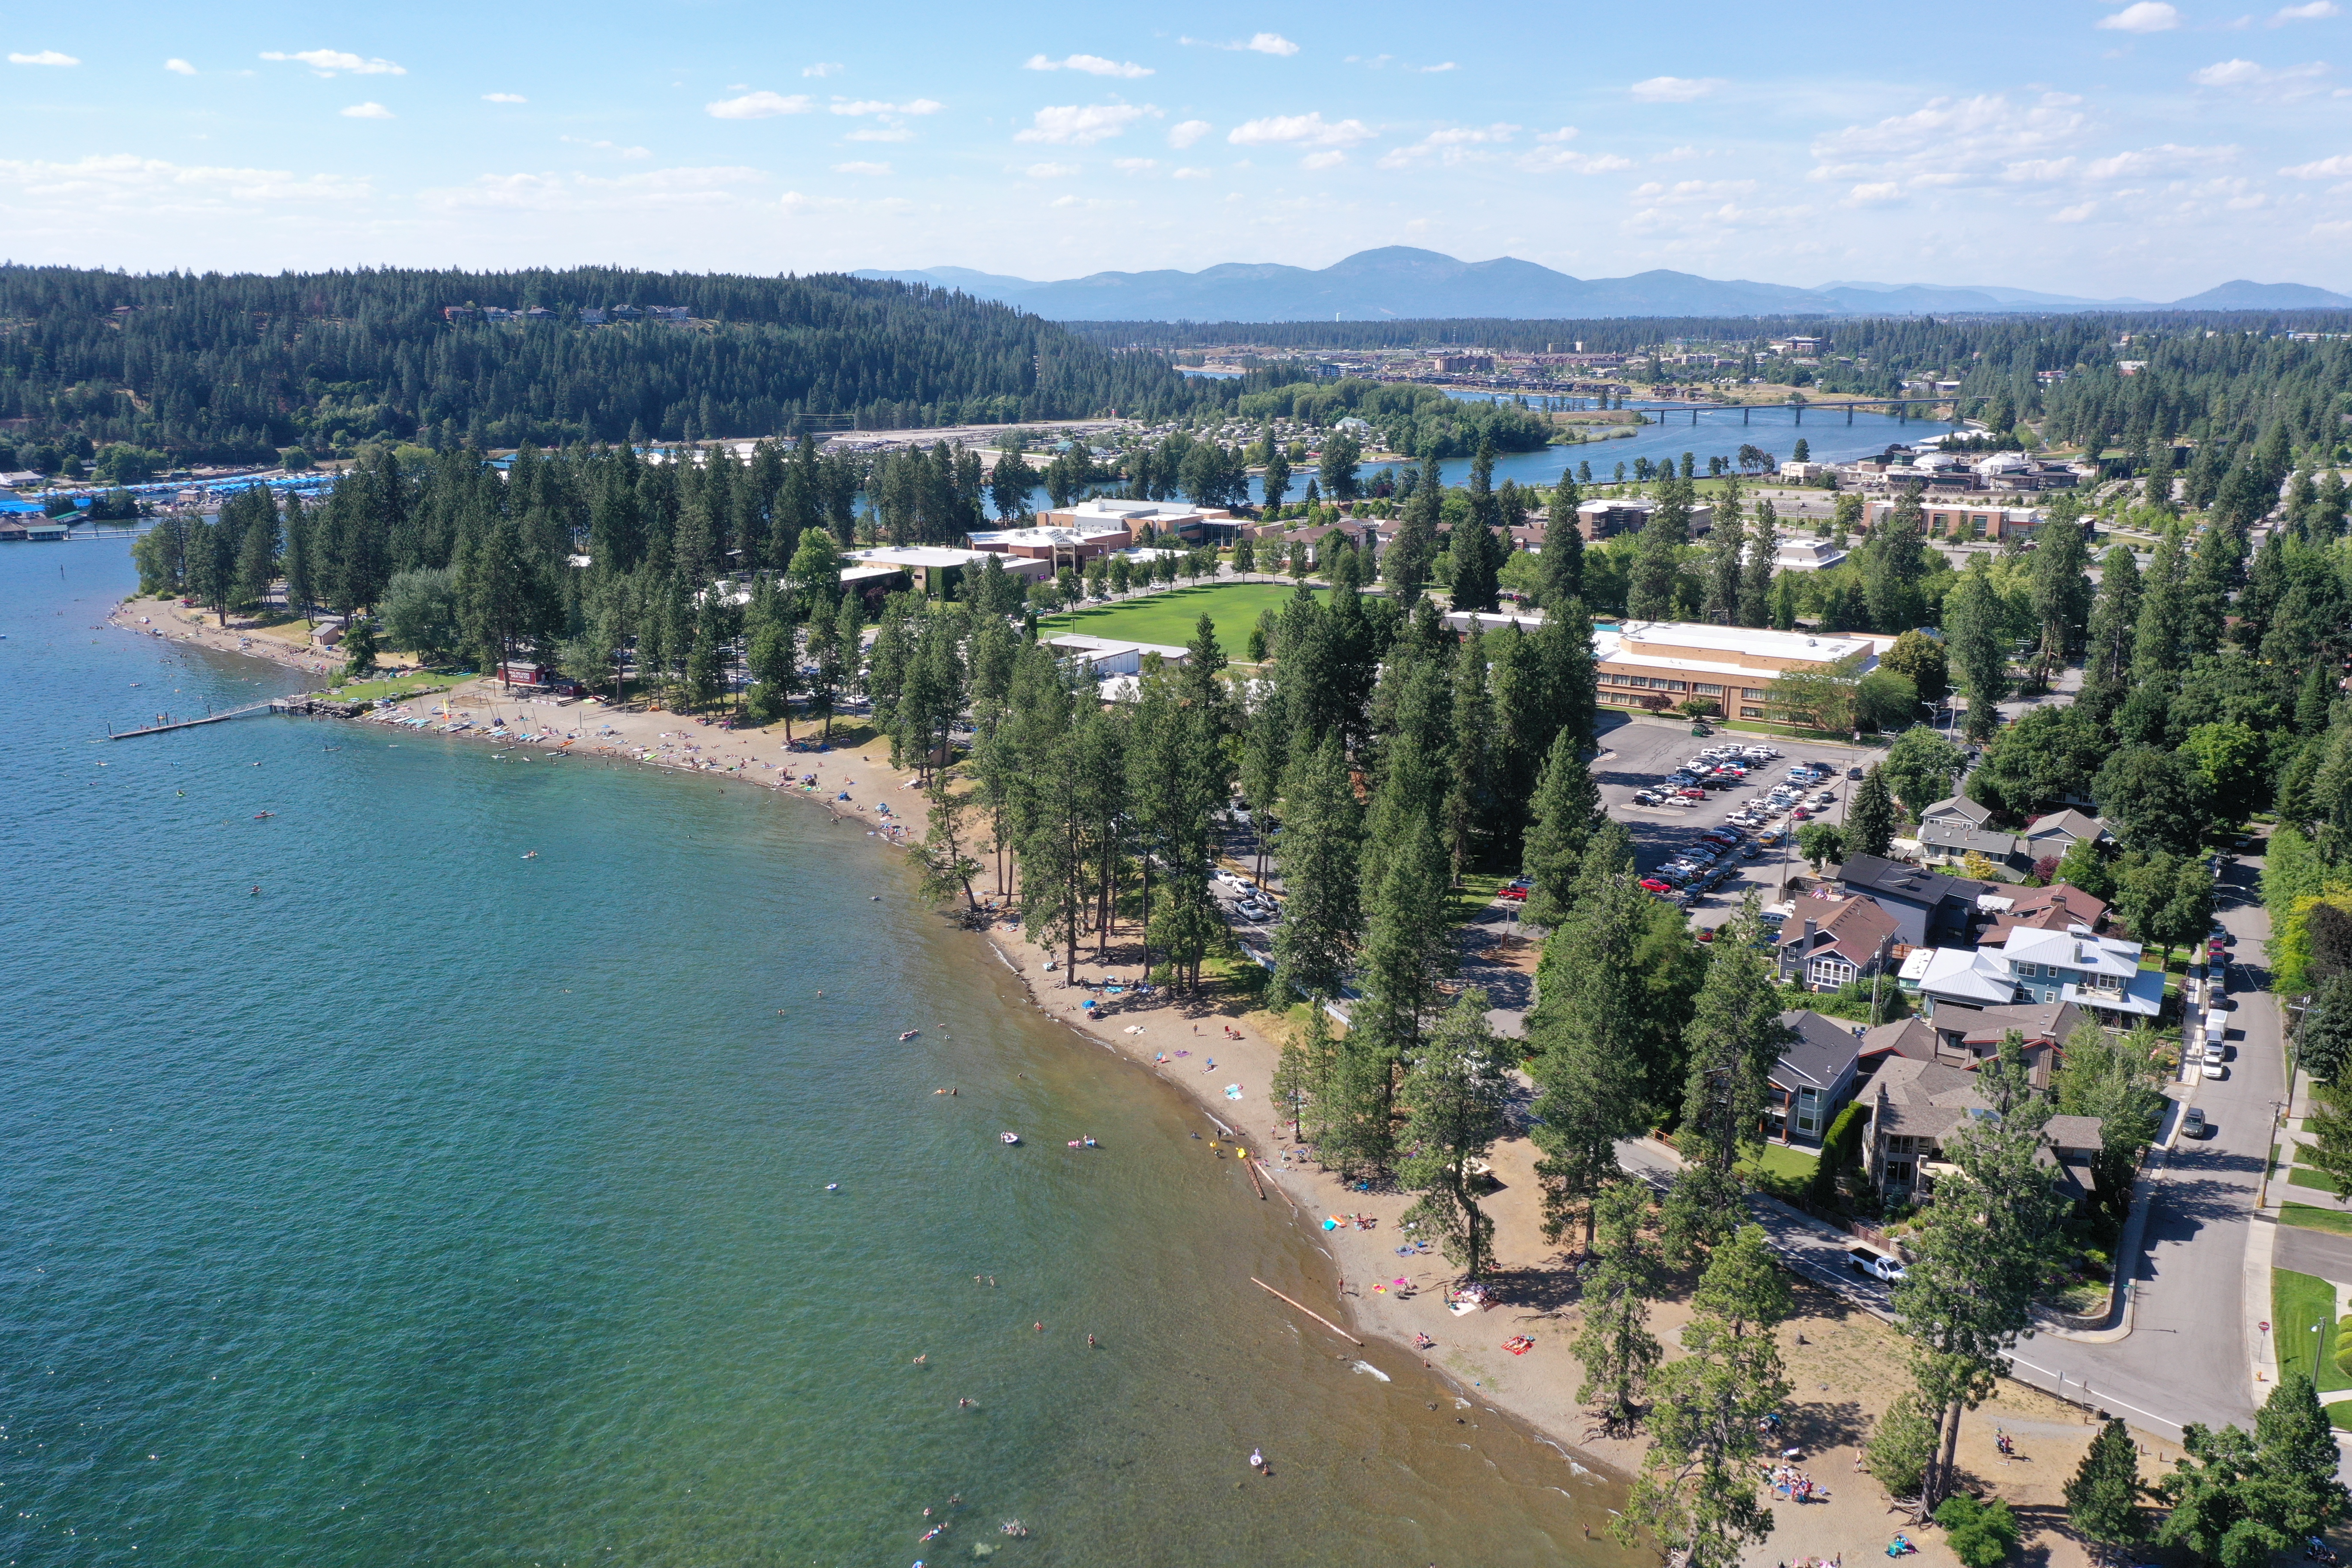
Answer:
[0,265,1207,465]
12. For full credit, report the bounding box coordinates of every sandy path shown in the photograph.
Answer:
[110,590,2180,1568]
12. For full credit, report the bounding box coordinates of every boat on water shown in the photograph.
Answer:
[1000,1132,1020,1145]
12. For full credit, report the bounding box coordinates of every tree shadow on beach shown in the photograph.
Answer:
[1479,1254,1587,1319]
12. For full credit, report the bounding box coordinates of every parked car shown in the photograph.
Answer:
[1639,877,1674,894]
[2181,1106,2209,1139]
[1848,766,1866,780]
[1741,844,1762,859]
[1499,879,1530,902]
[1675,787,1707,800]
[1849,1247,1907,1283]
[1632,790,1663,807]
[2202,1057,2227,1080]
[1814,791,1837,806]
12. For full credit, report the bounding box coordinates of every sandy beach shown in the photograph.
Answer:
[110,589,2179,1568]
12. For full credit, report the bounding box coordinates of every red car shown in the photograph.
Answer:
[1792,806,1813,821]
[1675,787,1707,800]
[1639,877,1674,894]
[1500,883,1529,902]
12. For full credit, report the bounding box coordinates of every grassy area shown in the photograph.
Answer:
[2288,1167,2340,1193]
[2327,1400,2352,1433]
[1739,1142,1822,1204]
[2284,1203,2352,1235]
[2273,1268,2352,1393]
[1449,871,1510,924]
[1040,582,1309,649]
[321,670,471,703]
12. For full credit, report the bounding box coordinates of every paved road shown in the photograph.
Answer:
[2278,1226,2352,1284]
[2005,856,2284,1437]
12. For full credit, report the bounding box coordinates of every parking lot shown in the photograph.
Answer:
[1589,716,1882,929]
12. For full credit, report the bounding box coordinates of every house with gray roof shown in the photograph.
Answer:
[1858,1056,2104,1201]
[1836,854,1989,947]
[1770,1010,1868,1145]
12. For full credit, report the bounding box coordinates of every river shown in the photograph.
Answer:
[0,540,1638,1567]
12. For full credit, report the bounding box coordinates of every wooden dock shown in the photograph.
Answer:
[105,696,302,740]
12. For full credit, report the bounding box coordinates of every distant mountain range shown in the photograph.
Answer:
[851,247,2352,322]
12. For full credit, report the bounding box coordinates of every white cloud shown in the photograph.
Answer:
[1021,161,1081,178]
[2281,151,2352,175]
[561,136,652,159]
[1168,119,1212,148]
[1173,165,1212,179]
[260,49,404,76]
[1537,126,1579,143]
[2272,0,2340,18]
[1113,156,1158,172]
[1378,123,1520,168]
[1519,145,1633,174]
[1629,76,1725,102]
[428,165,771,214]
[2082,142,2239,177]
[1227,112,1373,147]
[1025,53,1153,77]
[1811,94,2090,189]
[0,153,373,206]
[483,92,527,103]
[832,160,892,175]
[1654,145,1700,162]
[165,58,197,75]
[831,97,942,115]
[1418,61,1458,73]
[1300,150,1348,170]
[2053,201,2098,221]
[802,62,844,77]
[340,102,394,119]
[2097,2,2181,31]
[2191,57,2331,88]
[1180,32,1300,55]
[846,124,916,142]
[1844,181,1905,205]
[9,49,80,66]
[1016,103,1152,144]
[705,90,814,119]
[1632,178,1759,203]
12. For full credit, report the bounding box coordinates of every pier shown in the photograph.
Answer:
[105,696,312,740]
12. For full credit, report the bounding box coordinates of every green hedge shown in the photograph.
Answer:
[1810,1099,1871,1206]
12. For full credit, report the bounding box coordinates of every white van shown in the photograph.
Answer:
[2203,1010,2226,1045]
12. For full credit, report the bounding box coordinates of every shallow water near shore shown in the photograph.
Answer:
[0,542,1637,1567]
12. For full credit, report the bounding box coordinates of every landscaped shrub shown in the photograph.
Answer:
[1934,1494,2021,1568]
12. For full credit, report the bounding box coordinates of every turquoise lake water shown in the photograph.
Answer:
[0,542,1637,1566]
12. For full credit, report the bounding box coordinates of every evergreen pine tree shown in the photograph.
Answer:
[1528,867,1662,1245]
[2063,1418,2144,1556]
[1396,989,1513,1278]
[1847,765,1899,858]
[1739,501,1777,629]
[1543,472,1585,608]
[1574,1179,1663,1436]
[1521,728,1601,930]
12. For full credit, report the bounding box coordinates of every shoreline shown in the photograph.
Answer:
[107,591,2143,1568]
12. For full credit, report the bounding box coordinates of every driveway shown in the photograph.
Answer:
[2277,1226,2352,1284]
[2004,855,2285,1438]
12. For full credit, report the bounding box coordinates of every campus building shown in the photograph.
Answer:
[1590,621,1878,721]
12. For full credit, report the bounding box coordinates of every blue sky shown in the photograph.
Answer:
[4,0,2349,297]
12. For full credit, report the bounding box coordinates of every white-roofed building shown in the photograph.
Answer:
[1591,620,1877,721]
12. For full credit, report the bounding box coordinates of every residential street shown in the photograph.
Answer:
[2002,855,2284,1437]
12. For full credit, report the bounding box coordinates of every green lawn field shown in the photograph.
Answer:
[1040,582,1313,652]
